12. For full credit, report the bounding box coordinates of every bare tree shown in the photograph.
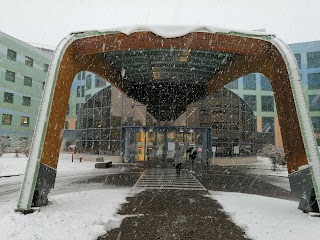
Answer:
[19,139,30,157]
[0,137,10,157]
[257,144,286,171]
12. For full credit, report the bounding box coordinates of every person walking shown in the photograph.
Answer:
[187,146,197,174]
[174,145,184,175]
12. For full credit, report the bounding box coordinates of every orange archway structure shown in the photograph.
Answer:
[17,26,320,213]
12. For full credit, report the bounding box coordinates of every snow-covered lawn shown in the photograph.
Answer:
[247,156,288,177]
[211,191,320,240]
[0,188,133,240]
[0,153,138,240]
[0,153,99,178]
[1,153,320,239]
[0,153,28,177]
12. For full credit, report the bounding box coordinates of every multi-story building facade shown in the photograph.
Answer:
[63,71,108,147]
[0,31,51,149]
[225,40,320,147]
[1,29,319,152]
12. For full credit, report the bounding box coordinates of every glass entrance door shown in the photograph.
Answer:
[122,126,212,163]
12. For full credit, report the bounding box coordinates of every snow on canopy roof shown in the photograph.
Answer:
[70,25,276,39]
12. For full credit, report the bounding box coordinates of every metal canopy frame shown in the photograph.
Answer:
[16,28,320,214]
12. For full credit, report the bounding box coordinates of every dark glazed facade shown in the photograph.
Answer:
[76,86,256,157]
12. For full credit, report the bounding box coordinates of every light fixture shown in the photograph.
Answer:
[152,67,160,80]
[177,49,191,62]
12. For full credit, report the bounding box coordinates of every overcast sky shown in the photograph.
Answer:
[1,0,319,49]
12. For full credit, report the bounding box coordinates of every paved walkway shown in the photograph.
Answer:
[91,163,297,240]
[133,168,206,191]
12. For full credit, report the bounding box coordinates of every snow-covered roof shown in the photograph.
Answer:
[70,25,275,39]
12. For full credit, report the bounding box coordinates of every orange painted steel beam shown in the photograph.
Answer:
[40,32,307,176]
[17,29,320,212]
[72,32,270,56]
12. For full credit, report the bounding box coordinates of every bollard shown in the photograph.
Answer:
[79,156,82,162]
[71,153,73,162]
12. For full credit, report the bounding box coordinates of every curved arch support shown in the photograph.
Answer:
[16,27,320,213]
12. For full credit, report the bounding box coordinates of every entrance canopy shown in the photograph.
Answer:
[17,25,320,212]
[104,48,234,121]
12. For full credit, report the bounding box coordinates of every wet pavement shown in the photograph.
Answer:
[80,162,297,239]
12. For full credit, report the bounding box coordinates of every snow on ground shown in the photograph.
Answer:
[1,153,320,239]
[247,156,288,177]
[0,188,133,240]
[211,191,320,240]
[0,153,99,178]
[0,153,140,240]
[0,153,28,177]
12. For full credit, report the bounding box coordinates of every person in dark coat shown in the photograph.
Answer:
[174,145,184,175]
[187,146,197,173]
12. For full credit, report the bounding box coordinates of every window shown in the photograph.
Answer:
[5,70,15,82]
[243,74,256,90]
[307,51,320,68]
[76,103,83,114]
[82,71,86,80]
[24,76,32,87]
[2,114,12,125]
[95,76,106,88]
[243,95,256,111]
[44,63,49,72]
[21,116,30,127]
[262,117,274,133]
[67,104,70,115]
[77,86,81,97]
[4,92,14,103]
[311,117,320,133]
[65,121,69,129]
[85,94,91,101]
[200,108,209,115]
[81,86,85,97]
[86,74,92,90]
[309,95,320,111]
[77,72,81,80]
[25,56,33,67]
[225,79,238,89]
[7,49,17,61]
[294,54,301,69]
[22,96,31,106]
[261,95,274,112]
[308,73,320,90]
[260,75,272,91]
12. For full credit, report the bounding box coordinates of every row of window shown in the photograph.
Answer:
[7,49,49,71]
[243,95,274,112]
[5,71,45,89]
[2,114,30,127]
[5,70,34,86]
[64,103,85,116]
[76,72,107,92]
[227,72,320,91]
[243,94,320,112]
[3,92,31,106]
[293,52,320,69]
[227,74,273,91]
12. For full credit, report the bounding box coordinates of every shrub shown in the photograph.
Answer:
[258,144,286,171]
